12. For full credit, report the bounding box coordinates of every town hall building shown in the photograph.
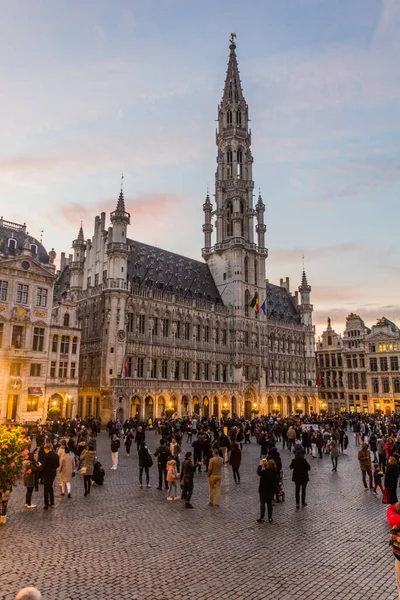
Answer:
[59,37,317,422]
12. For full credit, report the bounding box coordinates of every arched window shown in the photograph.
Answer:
[226,202,233,237]
[63,313,70,327]
[245,289,250,317]
[226,150,233,178]
[8,238,16,251]
[254,259,258,286]
[227,110,232,125]
[244,256,249,283]
[30,244,38,255]
[229,81,233,100]
[236,111,241,126]
[237,149,243,178]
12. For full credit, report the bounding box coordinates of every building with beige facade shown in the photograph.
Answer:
[0,220,80,423]
[57,38,317,422]
[317,314,400,414]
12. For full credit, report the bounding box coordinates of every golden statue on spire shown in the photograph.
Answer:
[230,32,237,43]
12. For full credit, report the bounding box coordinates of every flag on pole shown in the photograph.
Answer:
[260,300,267,316]
[121,347,128,378]
[249,293,260,313]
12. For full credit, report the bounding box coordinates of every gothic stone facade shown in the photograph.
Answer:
[65,40,317,422]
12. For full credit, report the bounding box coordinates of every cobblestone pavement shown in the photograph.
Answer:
[0,430,397,600]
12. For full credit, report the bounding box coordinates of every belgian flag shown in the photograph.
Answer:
[250,293,260,313]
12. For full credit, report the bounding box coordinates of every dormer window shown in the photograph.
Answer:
[30,244,38,255]
[8,238,16,252]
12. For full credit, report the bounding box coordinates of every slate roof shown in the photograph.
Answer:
[266,282,301,323]
[127,239,222,304]
[0,221,49,264]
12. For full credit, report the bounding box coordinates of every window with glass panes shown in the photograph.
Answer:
[370,357,378,371]
[60,335,69,354]
[36,287,48,307]
[127,313,134,333]
[195,324,201,342]
[161,359,168,379]
[184,322,190,340]
[183,361,190,380]
[0,323,3,348]
[380,357,388,371]
[70,362,76,378]
[383,378,390,393]
[152,317,159,336]
[50,361,56,377]
[0,280,8,301]
[139,315,146,334]
[372,378,379,393]
[72,337,78,354]
[222,329,227,345]
[205,363,209,380]
[16,283,29,304]
[52,335,58,353]
[151,359,157,378]
[174,361,180,380]
[30,364,41,377]
[394,378,400,393]
[196,363,201,380]
[204,326,210,343]
[137,357,144,378]
[391,357,399,371]
[58,361,68,378]
[32,327,45,351]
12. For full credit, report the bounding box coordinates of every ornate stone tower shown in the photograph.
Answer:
[203,35,267,316]
[298,268,316,386]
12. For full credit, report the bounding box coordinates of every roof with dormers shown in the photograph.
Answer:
[266,282,301,323]
[0,219,49,264]
[127,239,222,304]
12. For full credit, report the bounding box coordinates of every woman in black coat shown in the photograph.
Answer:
[257,459,277,523]
[385,456,399,505]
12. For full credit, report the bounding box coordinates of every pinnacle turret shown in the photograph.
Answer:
[301,269,308,288]
[77,223,85,242]
[115,190,126,214]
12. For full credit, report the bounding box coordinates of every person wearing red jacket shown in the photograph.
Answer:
[386,502,400,599]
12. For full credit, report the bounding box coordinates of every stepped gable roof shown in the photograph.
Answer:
[266,282,300,323]
[127,239,222,305]
[0,219,49,264]
[54,264,71,302]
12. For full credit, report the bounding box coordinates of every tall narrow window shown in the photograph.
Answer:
[226,201,233,237]
[245,289,250,317]
[244,256,249,283]
[63,313,70,327]
[227,110,232,125]
[12,325,23,348]
[236,111,241,126]
[254,259,258,285]
[0,280,8,301]
[227,150,233,178]
[16,283,29,304]
[237,149,243,178]
[33,327,45,351]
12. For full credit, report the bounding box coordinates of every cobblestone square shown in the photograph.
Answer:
[0,432,397,600]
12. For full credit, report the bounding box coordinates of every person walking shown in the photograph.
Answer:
[358,442,373,489]
[135,426,146,453]
[256,459,278,523]
[41,442,59,510]
[385,456,399,505]
[154,439,170,490]
[287,426,296,452]
[23,452,38,509]
[58,446,75,498]
[166,459,179,500]
[80,442,96,496]
[124,431,133,457]
[169,437,181,471]
[330,439,339,472]
[290,452,311,509]
[377,435,387,473]
[110,433,120,470]
[207,449,224,507]
[373,464,384,496]
[138,441,152,488]
[229,442,242,483]
[180,451,196,508]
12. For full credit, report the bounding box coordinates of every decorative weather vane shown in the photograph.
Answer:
[230,32,237,43]
[121,172,124,192]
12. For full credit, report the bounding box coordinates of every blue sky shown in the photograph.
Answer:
[1,0,400,334]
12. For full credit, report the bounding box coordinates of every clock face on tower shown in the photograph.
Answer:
[117,329,126,342]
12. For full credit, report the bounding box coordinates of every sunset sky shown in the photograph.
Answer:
[1,0,399,335]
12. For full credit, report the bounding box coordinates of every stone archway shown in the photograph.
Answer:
[157,395,166,417]
[231,396,238,416]
[116,406,124,422]
[276,396,283,415]
[130,395,141,418]
[267,395,274,415]
[182,395,189,416]
[203,396,210,418]
[192,396,200,415]
[49,393,63,416]
[287,396,293,415]
[304,396,310,415]
[144,396,154,421]
[212,396,219,417]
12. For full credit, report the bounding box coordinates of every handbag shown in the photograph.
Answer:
[80,467,87,475]
[383,488,390,504]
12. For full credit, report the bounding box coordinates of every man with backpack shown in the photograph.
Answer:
[154,439,170,490]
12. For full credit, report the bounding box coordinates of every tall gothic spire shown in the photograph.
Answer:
[77,222,85,242]
[222,33,245,106]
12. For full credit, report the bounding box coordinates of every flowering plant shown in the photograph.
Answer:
[0,425,28,498]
